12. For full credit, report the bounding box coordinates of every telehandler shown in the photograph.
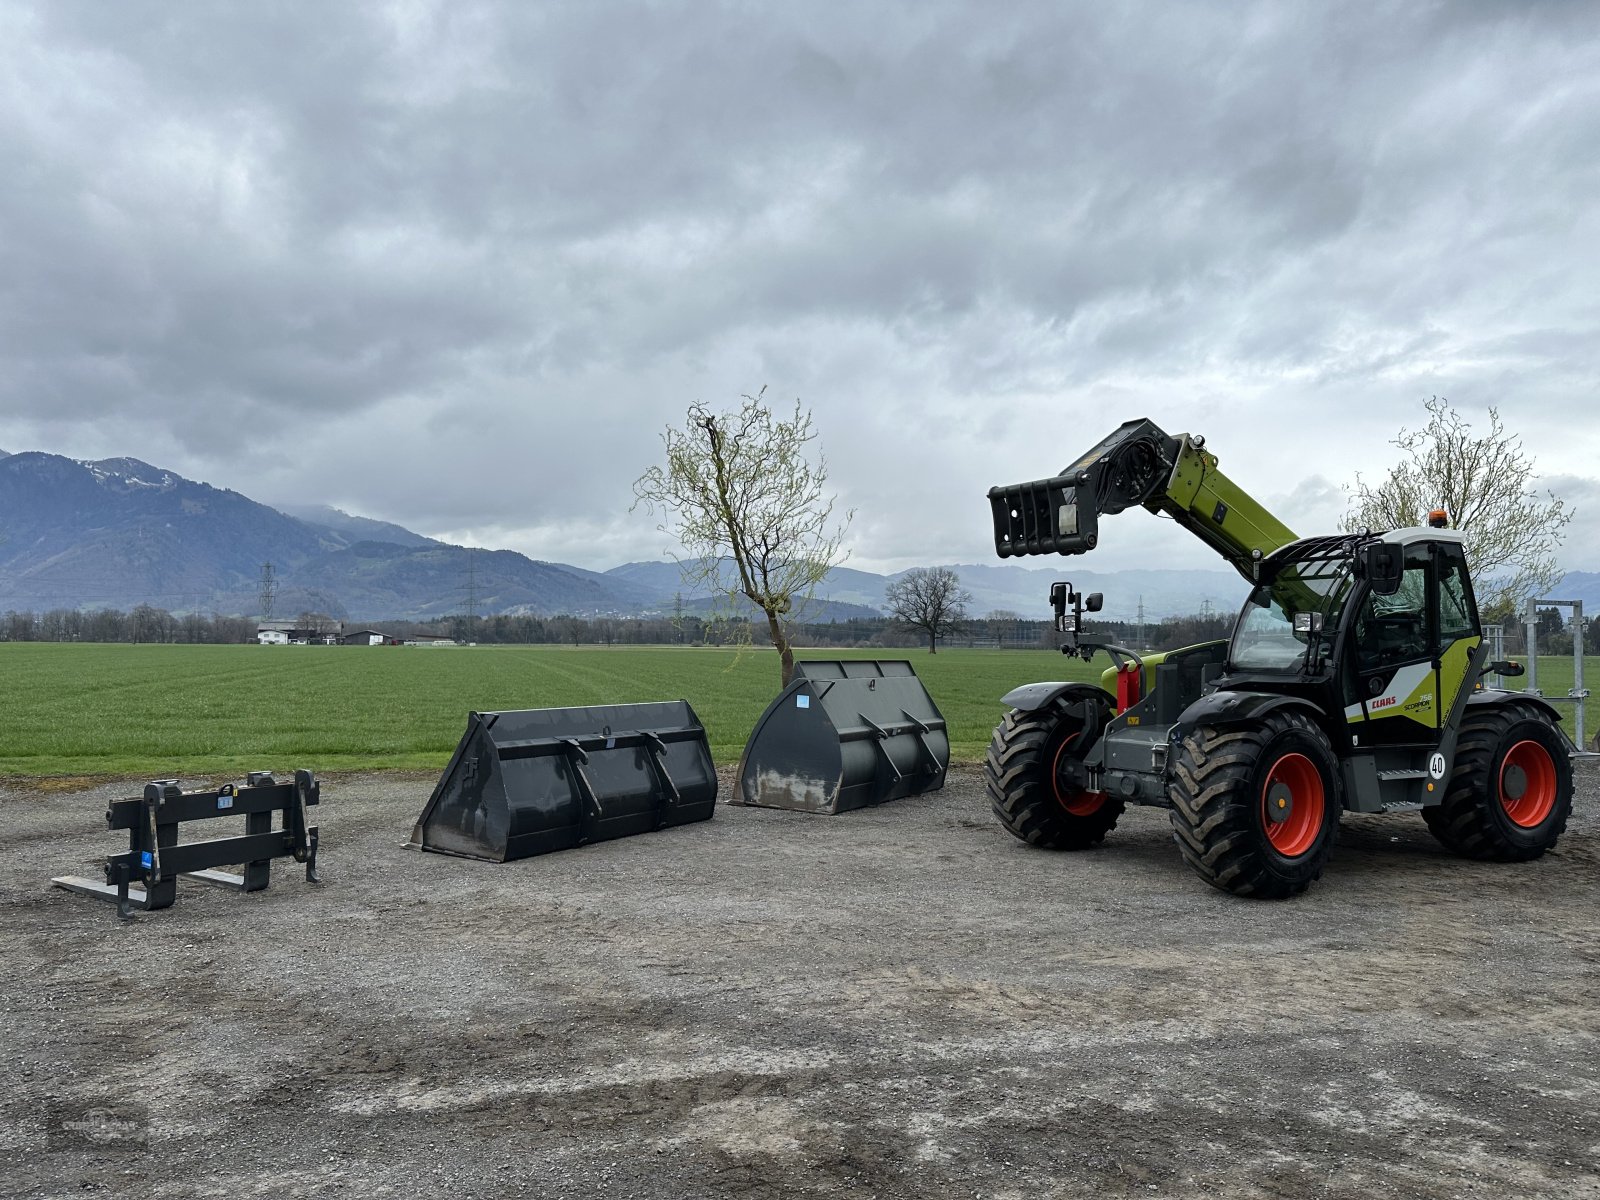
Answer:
[986,418,1575,898]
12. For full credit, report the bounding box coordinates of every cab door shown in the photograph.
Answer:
[1346,547,1441,746]
[1432,543,1482,721]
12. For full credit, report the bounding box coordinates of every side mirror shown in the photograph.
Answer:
[1085,593,1103,613]
[1363,543,1404,596]
[1483,660,1525,678]
[1293,612,1325,634]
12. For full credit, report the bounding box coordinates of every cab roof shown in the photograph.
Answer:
[1262,526,1465,572]
[1378,526,1467,547]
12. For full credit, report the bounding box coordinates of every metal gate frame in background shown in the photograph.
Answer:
[1482,623,1506,690]
[1521,597,1589,748]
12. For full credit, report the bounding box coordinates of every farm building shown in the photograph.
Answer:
[343,630,399,646]
[404,634,457,647]
[256,621,343,646]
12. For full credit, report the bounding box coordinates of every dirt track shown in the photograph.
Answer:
[2,763,1597,1199]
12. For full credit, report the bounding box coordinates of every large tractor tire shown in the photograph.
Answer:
[985,692,1123,850]
[1423,702,1572,860]
[1168,709,1340,899]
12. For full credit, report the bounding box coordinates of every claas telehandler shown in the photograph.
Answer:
[985,418,1576,898]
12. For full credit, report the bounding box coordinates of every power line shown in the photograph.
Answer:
[461,548,479,633]
[259,562,276,623]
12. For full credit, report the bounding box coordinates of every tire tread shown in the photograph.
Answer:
[984,698,1123,850]
[1423,700,1572,861]
[1167,708,1336,899]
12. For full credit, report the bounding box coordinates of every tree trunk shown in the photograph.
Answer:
[766,607,796,687]
[928,629,937,654]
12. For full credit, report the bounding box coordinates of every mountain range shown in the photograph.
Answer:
[2,448,1595,624]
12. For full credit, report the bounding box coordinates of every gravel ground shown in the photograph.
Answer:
[1,761,1597,1200]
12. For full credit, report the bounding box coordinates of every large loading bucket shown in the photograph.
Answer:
[733,660,949,814]
[407,701,716,861]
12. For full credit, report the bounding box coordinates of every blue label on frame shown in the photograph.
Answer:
[796,694,810,709]
[217,795,233,810]
[140,852,153,869]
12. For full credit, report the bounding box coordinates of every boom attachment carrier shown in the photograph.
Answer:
[987,417,1296,580]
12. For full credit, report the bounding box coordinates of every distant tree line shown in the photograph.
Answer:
[0,606,259,644]
[0,607,1039,648]
[425,612,930,648]
[22,603,1583,655]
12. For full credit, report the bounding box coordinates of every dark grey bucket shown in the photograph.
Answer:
[408,701,716,861]
[733,660,948,814]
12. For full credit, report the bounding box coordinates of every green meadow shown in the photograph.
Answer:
[1,642,1591,780]
[0,642,1102,779]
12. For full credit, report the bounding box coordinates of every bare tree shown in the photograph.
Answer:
[130,603,168,644]
[1344,397,1573,614]
[886,568,973,653]
[550,615,589,646]
[985,608,1024,648]
[633,388,851,687]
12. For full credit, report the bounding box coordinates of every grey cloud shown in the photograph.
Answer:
[2,1,1598,574]
[1538,475,1600,574]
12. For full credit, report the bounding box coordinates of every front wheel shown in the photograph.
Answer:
[1423,703,1572,860]
[985,692,1123,850]
[1168,709,1340,899]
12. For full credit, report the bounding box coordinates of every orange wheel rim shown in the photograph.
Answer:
[1051,730,1106,817]
[1260,752,1324,858]
[1499,740,1557,828]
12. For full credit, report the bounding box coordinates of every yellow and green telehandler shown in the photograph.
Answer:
[986,418,1576,898]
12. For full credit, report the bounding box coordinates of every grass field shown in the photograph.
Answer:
[0,642,1104,778]
[1,642,1592,779]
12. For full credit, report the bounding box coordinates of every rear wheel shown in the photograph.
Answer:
[1168,709,1340,899]
[985,692,1123,849]
[1423,703,1572,860]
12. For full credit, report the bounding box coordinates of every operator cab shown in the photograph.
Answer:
[1221,528,1481,750]
[1345,528,1480,746]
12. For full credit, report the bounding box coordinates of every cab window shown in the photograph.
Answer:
[1438,550,1478,649]
[1354,558,1429,671]
[1230,563,1352,673]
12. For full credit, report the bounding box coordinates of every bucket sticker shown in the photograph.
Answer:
[1429,752,1447,780]
[139,851,153,868]
[796,694,811,709]
[217,795,233,810]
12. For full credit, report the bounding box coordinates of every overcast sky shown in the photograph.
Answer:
[3,0,1597,581]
